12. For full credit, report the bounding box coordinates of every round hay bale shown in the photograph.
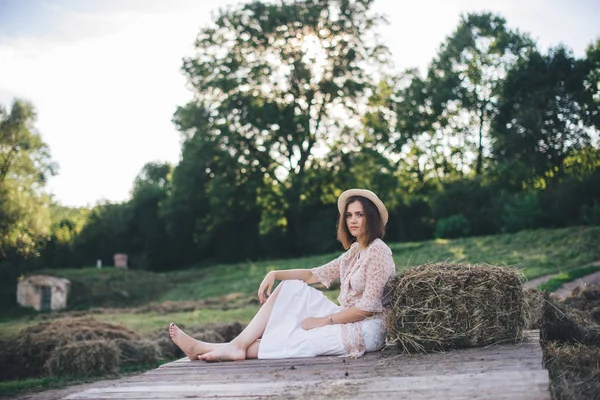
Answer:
[44,340,119,377]
[115,340,160,367]
[386,263,525,353]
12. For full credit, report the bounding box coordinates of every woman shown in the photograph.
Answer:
[169,188,396,361]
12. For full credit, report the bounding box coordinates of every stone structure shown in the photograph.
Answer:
[114,253,128,269]
[17,275,71,311]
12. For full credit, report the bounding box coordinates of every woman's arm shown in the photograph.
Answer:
[257,269,317,304]
[272,269,318,284]
[301,306,373,330]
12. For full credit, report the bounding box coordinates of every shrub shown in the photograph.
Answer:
[502,192,542,233]
[434,214,470,239]
[581,201,600,226]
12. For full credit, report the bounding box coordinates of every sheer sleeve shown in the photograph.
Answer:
[310,255,342,288]
[355,241,395,313]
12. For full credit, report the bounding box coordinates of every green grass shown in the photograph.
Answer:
[0,376,77,398]
[538,264,600,292]
[387,226,600,279]
[157,226,600,302]
[94,306,257,337]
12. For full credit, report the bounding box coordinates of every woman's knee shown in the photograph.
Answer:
[266,281,283,304]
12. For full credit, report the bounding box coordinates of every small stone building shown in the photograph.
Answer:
[17,275,71,311]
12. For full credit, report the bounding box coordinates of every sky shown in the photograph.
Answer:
[0,0,599,208]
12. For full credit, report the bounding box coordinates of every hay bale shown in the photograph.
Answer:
[116,340,160,367]
[386,263,525,353]
[523,287,544,330]
[543,341,600,400]
[16,316,139,379]
[45,340,119,377]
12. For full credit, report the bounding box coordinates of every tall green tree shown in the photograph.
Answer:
[583,39,600,123]
[492,46,600,188]
[174,0,388,255]
[427,13,534,175]
[128,162,173,270]
[0,100,55,189]
[0,100,55,261]
[72,202,131,267]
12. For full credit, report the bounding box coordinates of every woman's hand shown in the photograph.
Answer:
[258,271,276,304]
[301,316,328,330]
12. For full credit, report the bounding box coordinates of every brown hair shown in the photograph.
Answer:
[337,196,385,249]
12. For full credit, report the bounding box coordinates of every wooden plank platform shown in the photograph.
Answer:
[64,330,550,399]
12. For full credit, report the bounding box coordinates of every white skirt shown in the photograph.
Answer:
[257,280,384,359]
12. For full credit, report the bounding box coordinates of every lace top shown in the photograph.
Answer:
[310,238,395,357]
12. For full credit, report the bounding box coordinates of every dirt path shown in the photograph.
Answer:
[523,274,558,289]
[524,261,600,298]
[553,269,600,299]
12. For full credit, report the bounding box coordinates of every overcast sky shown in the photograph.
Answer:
[1,0,598,207]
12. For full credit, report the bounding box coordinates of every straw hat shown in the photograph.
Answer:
[337,189,388,226]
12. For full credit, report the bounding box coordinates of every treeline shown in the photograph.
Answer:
[1,1,599,279]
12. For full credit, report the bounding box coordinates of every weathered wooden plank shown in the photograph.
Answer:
[156,345,542,373]
[142,356,544,377]
[64,371,549,399]
[123,363,545,386]
[62,330,550,400]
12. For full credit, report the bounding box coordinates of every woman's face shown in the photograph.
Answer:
[346,200,366,241]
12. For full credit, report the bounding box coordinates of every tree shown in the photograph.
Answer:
[128,162,173,270]
[583,39,600,126]
[0,100,55,189]
[492,47,599,188]
[72,202,132,267]
[427,13,534,175]
[174,0,388,255]
[0,100,56,261]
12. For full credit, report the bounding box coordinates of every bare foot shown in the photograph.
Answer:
[169,323,205,360]
[198,342,247,362]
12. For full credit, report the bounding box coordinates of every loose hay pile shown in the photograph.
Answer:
[16,316,139,378]
[3,316,165,380]
[45,340,120,377]
[522,287,545,330]
[541,288,600,346]
[540,285,600,400]
[543,341,600,400]
[386,263,525,353]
